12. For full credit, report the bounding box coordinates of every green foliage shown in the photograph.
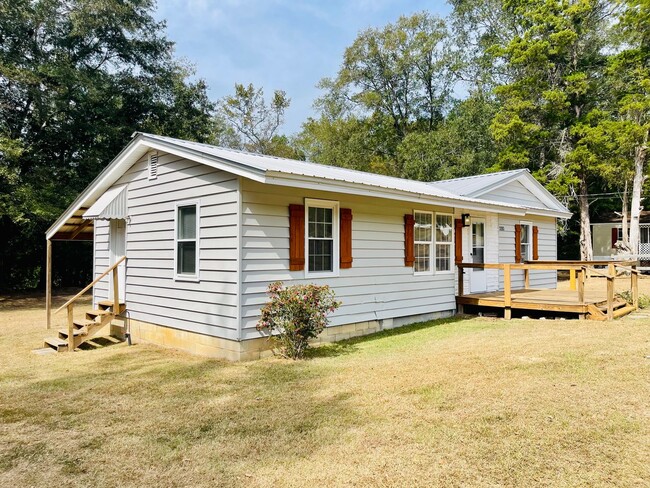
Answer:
[0,0,215,290]
[618,290,650,309]
[215,83,300,158]
[256,282,341,360]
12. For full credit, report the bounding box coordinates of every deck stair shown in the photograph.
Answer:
[44,256,126,352]
[44,301,125,352]
[587,298,636,321]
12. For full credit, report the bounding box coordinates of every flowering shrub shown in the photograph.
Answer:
[256,282,341,359]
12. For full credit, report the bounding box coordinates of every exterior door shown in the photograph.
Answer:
[109,219,126,303]
[470,218,487,293]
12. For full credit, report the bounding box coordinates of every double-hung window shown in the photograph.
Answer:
[520,222,532,261]
[414,211,454,273]
[305,199,339,276]
[175,202,199,280]
[435,214,453,272]
[414,211,433,273]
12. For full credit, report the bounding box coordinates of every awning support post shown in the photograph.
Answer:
[46,239,52,329]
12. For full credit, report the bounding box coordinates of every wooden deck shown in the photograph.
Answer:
[456,261,639,321]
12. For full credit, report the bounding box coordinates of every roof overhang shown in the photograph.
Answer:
[83,184,127,220]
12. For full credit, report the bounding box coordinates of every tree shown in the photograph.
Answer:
[0,0,215,290]
[486,0,616,260]
[216,83,298,157]
[608,0,650,257]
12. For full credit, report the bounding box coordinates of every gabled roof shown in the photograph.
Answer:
[429,169,568,214]
[47,133,571,240]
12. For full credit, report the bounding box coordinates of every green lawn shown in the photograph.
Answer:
[1,295,649,487]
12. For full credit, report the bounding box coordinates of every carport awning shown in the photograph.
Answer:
[82,185,127,220]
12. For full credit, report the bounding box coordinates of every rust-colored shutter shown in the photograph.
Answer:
[611,227,618,247]
[532,226,539,260]
[455,218,463,264]
[289,204,305,271]
[514,224,522,263]
[404,214,415,267]
[340,208,353,269]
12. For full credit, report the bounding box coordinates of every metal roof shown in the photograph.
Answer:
[83,185,127,220]
[428,169,528,197]
[47,133,572,240]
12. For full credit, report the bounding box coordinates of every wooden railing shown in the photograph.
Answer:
[456,260,639,320]
[54,256,126,352]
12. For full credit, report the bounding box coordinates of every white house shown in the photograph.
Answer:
[45,133,571,360]
[592,211,650,270]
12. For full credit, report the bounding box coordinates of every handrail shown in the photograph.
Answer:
[456,259,639,320]
[55,256,126,314]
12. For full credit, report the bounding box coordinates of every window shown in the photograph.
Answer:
[414,211,433,273]
[305,199,339,275]
[175,203,199,279]
[520,222,532,261]
[435,214,453,272]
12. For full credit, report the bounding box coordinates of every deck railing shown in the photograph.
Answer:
[456,260,639,320]
[54,256,126,351]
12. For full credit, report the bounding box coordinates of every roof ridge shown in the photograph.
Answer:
[430,168,528,185]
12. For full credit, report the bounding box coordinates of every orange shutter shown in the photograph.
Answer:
[340,208,353,269]
[611,227,618,247]
[514,224,522,263]
[455,218,463,264]
[532,226,539,260]
[404,214,415,267]
[289,204,305,271]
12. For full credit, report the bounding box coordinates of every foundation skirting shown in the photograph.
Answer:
[125,309,454,361]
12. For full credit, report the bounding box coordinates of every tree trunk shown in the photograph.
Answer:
[578,179,593,261]
[622,180,629,249]
[629,129,648,257]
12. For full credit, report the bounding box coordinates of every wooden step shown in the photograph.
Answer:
[58,328,85,340]
[44,337,69,352]
[597,299,627,312]
[97,300,126,313]
[86,309,112,320]
[73,319,95,329]
[613,305,636,319]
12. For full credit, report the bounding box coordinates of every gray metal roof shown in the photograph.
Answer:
[428,169,528,197]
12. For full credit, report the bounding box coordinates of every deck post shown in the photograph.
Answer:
[577,269,585,304]
[46,239,52,329]
[607,263,615,321]
[67,303,74,352]
[457,265,464,314]
[504,264,512,320]
[569,269,576,291]
[524,267,530,289]
[632,262,639,310]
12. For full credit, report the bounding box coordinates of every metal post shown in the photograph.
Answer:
[46,240,52,329]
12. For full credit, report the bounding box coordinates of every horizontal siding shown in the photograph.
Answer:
[240,180,457,340]
[93,152,240,339]
[498,216,557,289]
[481,180,548,208]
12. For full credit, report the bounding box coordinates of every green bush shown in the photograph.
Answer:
[618,290,650,309]
[256,282,341,359]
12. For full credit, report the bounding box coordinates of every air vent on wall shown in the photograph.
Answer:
[148,152,158,180]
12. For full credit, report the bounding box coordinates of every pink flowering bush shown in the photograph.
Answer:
[256,282,341,359]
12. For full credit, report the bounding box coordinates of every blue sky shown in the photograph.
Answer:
[155,0,453,134]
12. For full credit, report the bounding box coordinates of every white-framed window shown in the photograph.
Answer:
[414,210,454,274]
[520,221,532,261]
[435,213,453,272]
[305,198,339,277]
[175,201,199,281]
[414,211,433,274]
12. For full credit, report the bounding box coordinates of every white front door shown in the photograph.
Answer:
[109,219,126,303]
[470,218,487,293]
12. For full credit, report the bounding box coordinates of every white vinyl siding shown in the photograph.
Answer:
[498,216,557,289]
[92,152,240,340]
[481,180,548,208]
[239,180,457,340]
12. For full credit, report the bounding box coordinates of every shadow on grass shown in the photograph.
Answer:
[306,314,472,359]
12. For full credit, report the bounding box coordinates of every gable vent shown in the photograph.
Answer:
[148,152,158,180]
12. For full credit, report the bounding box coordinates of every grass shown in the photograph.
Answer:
[1,291,649,487]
